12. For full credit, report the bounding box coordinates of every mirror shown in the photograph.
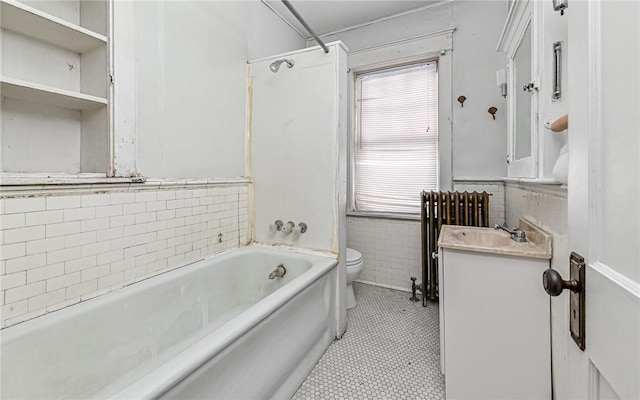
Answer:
[513,23,532,160]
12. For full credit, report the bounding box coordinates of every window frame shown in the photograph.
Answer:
[346,31,454,218]
[351,60,440,215]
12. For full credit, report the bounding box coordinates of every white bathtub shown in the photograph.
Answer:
[0,245,338,399]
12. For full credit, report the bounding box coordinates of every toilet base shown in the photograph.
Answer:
[346,283,357,309]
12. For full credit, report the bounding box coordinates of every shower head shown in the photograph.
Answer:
[269,58,295,73]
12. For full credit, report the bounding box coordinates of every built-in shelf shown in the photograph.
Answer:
[1,76,107,110]
[0,0,107,53]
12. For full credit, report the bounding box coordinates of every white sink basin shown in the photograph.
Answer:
[438,219,552,259]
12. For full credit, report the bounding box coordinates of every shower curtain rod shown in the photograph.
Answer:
[281,0,330,53]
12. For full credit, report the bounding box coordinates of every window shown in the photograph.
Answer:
[353,61,439,214]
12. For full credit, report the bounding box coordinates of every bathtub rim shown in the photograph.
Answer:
[107,246,338,399]
[1,245,338,400]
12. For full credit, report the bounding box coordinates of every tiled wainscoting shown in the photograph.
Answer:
[0,181,250,328]
[504,183,568,400]
[346,181,505,292]
[347,216,421,291]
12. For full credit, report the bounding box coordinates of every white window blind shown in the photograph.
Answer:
[354,61,439,214]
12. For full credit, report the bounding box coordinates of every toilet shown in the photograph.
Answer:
[346,248,364,309]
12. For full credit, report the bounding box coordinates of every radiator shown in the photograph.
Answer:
[420,191,490,304]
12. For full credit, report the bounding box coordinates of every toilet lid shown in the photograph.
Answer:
[346,248,362,266]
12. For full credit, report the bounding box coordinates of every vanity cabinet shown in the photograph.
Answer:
[438,223,551,399]
[0,0,111,177]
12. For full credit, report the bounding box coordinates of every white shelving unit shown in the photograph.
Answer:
[0,0,110,177]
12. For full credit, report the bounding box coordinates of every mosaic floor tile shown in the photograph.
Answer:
[291,283,445,400]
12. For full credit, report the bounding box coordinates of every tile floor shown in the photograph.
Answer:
[291,282,445,400]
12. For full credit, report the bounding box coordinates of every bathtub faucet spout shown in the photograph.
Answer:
[268,264,287,279]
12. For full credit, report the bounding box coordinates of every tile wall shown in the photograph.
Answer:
[0,182,250,328]
[504,183,568,400]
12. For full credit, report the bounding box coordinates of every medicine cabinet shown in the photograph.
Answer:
[0,0,111,179]
[497,0,568,182]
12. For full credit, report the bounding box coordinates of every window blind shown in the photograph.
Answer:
[354,61,439,214]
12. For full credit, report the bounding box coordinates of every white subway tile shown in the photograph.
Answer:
[25,210,64,227]
[46,221,81,238]
[123,224,146,237]
[26,263,64,283]
[81,217,110,232]
[97,249,123,265]
[81,241,110,257]
[64,232,96,248]
[0,214,25,229]
[47,297,80,313]
[64,207,95,222]
[47,272,81,292]
[65,255,97,274]
[145,220,167,233]
[135,252,156,267]
[81,194,110,208]
[4,198,46,214]
[48,246,82,264]
[1,300,28,321]
[135,192,156,203]
[124,265,148,281]
[156,210,176,221]
[110,258,134,273]
[3,226,45,244]
[123,203,146,215]
[98,271,124,289]
[81,264,110,281]
[175,191,193,200]
[157,191,176,201]
[5,281,45,303]
[28,288,65,311]
[146,201,166,212]
[166,199,185,210]
[95,205,123,219]
[135,212,156,224]
[46,195,81,210]
[1,271,26,290]
[66,279,97,299]
[110,214,135,228]
[110,192,136,205]
[97,227,123,242]
[124,244,146,259]
[1,243,26,260]
[5,253,46,273]
[134,232,157,245]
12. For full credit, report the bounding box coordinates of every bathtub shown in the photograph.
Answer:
[0,245,338,399]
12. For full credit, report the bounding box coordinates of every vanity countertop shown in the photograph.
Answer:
[437,218,552,259]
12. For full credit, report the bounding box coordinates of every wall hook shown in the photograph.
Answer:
[457,95,467,107]
[488,107,497,120]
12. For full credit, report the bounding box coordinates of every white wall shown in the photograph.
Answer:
[318,0,509,181]
[134,1,305,180]
[246,1,306,60]
[249,43,348,335]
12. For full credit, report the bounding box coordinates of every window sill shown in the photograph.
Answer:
[347,211,420,221]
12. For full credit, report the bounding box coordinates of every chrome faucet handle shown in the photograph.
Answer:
[269,220,284,232]
[494,224,526,242]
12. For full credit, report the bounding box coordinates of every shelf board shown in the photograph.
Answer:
[0,0,107,53]
[1,76,107,110]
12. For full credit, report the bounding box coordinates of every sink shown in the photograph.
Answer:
[438,218,552,259]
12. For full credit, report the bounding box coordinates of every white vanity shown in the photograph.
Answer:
[438,219,552,399]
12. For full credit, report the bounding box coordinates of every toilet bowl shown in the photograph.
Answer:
[346,248,364,309]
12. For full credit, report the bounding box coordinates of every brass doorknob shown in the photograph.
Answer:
[542,269,579,296]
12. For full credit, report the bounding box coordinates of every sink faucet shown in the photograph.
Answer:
[268,264,287,279]
[494,224,527,242]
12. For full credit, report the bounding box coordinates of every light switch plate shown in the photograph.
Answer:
[570,252,586,350]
